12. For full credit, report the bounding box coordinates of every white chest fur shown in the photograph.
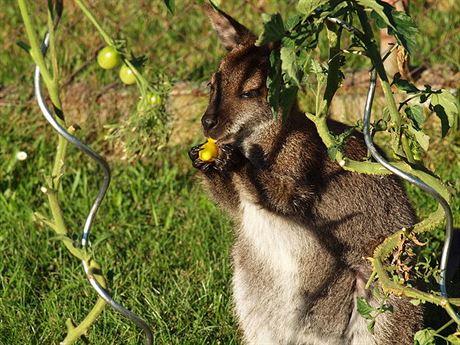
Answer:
[239,198,312,277]
[233,198,372,345]
[234,198,317,343]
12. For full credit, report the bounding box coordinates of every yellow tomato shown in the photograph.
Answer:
[199,138,218,162]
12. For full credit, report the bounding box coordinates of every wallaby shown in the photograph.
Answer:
[189,5,422,345]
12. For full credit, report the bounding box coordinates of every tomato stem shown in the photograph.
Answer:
[18,1,108,343]
[74,0,114,46]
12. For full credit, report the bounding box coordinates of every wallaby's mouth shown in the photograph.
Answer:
[203,129,234,146]
[202,117,234,143]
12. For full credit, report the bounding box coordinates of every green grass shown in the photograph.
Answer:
[0,134,238,344]
[1,1,460,344]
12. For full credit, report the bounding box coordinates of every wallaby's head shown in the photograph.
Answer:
[202,5,273,144]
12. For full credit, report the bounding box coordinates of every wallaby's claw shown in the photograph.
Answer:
[215,144,243,172]
[189,143,216,172]
[189,142,244,172]
[188,143,204,161]
[192,159,214,172]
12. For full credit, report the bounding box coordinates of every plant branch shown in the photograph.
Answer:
[323,21,342,112]
[19,1,108,343]
[47,0,59,82]
[73,0,114,46]
[356,7,401,131]
[61,297,107,345]
[18,0,53,88]
[73,0,150,92]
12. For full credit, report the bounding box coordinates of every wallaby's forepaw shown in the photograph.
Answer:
[214,144,244,172]
[189,142,244,173]
[189,143,214,173]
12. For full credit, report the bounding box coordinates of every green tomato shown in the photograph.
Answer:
[97,46,121,70]
[119,64,136,85]
[148,93,162,107]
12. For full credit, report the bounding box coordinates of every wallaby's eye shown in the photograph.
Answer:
[241,89,260,99]
[207,81,215,93]
[206,82,214,93]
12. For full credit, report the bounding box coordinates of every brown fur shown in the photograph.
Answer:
[189,5,423,344]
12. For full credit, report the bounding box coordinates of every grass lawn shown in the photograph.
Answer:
[0,1,459,344]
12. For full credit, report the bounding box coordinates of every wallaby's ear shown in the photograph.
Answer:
[204,4,257,51]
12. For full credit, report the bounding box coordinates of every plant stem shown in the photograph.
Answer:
[323,21,342,112]
[356,7,401,131]
[435,319,455,335]
[74,0,114,46]
[353,7,457,322]
[61,297,107,345]
[73,0,150,92]
[19,1,108,343]
[47,0,59,82]
[18,0,53,87]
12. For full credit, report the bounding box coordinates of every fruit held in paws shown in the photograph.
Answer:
[199,138,218,162]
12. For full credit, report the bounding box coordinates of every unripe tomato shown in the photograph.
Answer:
[199,138,218,162]
[119,64,136,85]
[148,92,162,107]
[97,46,121,70]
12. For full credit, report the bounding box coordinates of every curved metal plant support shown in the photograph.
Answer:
[363,69,460,324]
[18,0,154,343]
[35,33,154,344]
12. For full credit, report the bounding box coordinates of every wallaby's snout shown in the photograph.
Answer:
[201,110,218,132]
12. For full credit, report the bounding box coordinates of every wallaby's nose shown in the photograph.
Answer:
[201,115,218,130]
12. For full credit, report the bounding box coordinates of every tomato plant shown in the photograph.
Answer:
[97,46,121,69]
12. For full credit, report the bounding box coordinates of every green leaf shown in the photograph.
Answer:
[279,85,298,119]
[256,13,285,46]
[446,334,460,345]
[414,328,436,345]
[267,49,282,116]
[296,0,329,18]
[280,41,300,86]
[266,48,298,119]
[285,14,302,31]
[359,1,418,54]
[393,75,419,93]
[389,10,418,54]
[405,105,425,129]
[379,303,393,313]
[16,40,31,53]
[370,10,386,29]
[382,107,390,122]
[407,126,429,151]
[367,319,376,334]
[310,58,325,75]
[356,0,393,29]
[430,90,460,137]
[357,297,374,319]
[163,0,175,14]
[297,50,312,75]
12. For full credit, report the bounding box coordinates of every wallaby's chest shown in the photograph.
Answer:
[232,198,370,344]
[238,198,311,276]
[232,198,322,342]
